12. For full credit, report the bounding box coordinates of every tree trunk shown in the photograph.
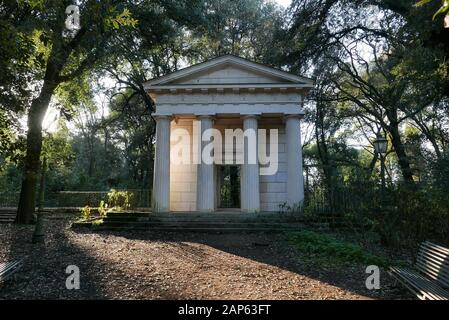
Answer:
[88,150,94,177]
[388,122,415,183]
[37,157,47,212]
[87,133,95,178]
[315,105,335,194]
[16,82,56,224]
[104,128,109,152]
[368,152,379,177]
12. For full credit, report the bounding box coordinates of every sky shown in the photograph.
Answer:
[274,0,292,8]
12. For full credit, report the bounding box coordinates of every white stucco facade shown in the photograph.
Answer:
[145,55,313,213]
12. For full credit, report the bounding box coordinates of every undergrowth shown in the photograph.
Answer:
[287,230,390,268]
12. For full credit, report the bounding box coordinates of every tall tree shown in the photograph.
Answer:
[283,0,448,182]
[184,0,284,63]
[7,0,139,223]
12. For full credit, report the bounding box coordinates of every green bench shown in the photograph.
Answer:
[389,241,449,300]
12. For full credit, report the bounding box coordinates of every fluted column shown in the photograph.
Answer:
[196,116,215,212]
[241,115,260,213]
[152,115,171,213]
[286,115,305,206]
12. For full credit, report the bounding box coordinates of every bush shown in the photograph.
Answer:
[375,183,449,248]
[107,189,136,211]
[98,200,109,217]
[287,230,389,267]
[80,205,92,220]
[304,181,449,249]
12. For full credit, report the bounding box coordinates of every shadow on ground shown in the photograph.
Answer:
[1,221,108,299]
[76,227,412,300]
[1,216,413,300]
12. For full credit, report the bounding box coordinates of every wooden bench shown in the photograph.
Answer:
[0,260,24,284]
[389,241,449,300]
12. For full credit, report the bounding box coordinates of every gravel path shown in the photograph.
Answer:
[0,217,410,300]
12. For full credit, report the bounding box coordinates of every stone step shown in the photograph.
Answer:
[94,226,300,233]
[150,214,295,219]
[0,213,15,224]
[0,220,15,224]
[103,216,298,224]
[106,211,295,219]
[94,221,301,233]
[101,220,301,228]
[103,217,148,222]
[105,212,151,218]
[99,212,305,233]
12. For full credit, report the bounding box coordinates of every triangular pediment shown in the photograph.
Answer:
[145,55,313,89]
[170,64,294,85]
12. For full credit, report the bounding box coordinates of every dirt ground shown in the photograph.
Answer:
[0,216,411,300]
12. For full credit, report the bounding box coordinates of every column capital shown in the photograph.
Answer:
[241,114,260,120]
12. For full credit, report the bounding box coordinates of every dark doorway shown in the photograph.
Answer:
[218,166,241,209]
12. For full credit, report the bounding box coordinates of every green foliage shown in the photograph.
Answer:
[287,230,389,267]
[107,189,136,211]
[98,200,109,217]
[184,0,284,62]
[375,184,449,248]
[304,180,449,249]
[41,121,74,169]
[80,205,92,220]
[105,8,139,29]
[0,11,33,113]
[91,219,104,227]
[0,113,25,168]
[17,0,45,9]
[416,0,449,20]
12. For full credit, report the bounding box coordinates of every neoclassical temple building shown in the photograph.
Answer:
[145,55,313,213]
